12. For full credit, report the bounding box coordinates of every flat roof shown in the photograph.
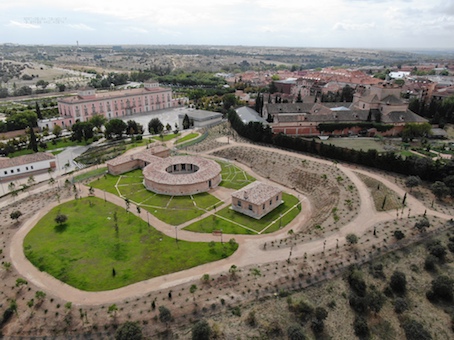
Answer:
[236,106,268,124]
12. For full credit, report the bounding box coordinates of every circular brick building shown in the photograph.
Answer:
[143,156,222,196]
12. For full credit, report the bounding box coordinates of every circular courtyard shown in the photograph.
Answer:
[143,155,222,196]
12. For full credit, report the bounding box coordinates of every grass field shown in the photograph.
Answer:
[176,132,199,144]
[183,193,300,234]
[357,173,403,211]
[89,170,222,225]
[23,197,237,291]
[321,138,388,152]
[152,132,180,142]
[217,160,256,189]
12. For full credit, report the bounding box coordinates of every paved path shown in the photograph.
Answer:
[8,139,454,305]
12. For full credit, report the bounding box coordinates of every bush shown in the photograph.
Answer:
[394,297,408,314]
[287,325,306,340]
[427,275,454,302]
[346,233,358,245]
[390,271,407,295]
[402,319,432,340]
[290,300,314,323]
[347,269,367,297]
[394,230,405,240]
[191,319,211,340]
[353,315,369,338]
[115,321,142,340]
[424,255,438,272]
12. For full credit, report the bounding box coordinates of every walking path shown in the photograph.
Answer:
[7,139,454,305]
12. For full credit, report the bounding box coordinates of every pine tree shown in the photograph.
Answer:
[35,102,43,120]
[28,125,38,152]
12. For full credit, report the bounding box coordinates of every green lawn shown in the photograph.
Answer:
[125,137,154,151]
[74,167,107,182]
[184,193,300,235]
[89,170,221,225]
[152,132,180,142]
[217,160,256,189]
[23,197,237,291]
[176,132,199,144]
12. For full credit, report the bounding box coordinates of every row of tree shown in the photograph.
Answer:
[228,110,454,187]
[409,95,454,125]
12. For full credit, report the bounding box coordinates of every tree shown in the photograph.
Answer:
[229,264,238,278]
[191,319,211,340]
[428,275,454,302]
[431,181,450,200]
[10,210,22,223]
[182,114,190,130]
[296,90,303,103]
[158,306,172,324]
[415,217,430,233]
[35,102,42,120]
[402,123,432,141]
[105,119,126,139]
[148,118,164,134]
[15,278,28,288]
[35,291,46,301]
[222,93,237,110]
[126,120,143,136]
[90,114,107,130]
[390,271,407,295]
[115,321,143,340]
[108,303,118,317]
[405,176,421,192]
[53,124,62,138]
[28,125,38,152]
[353,315,369,338]
[55,213,68,225]
[346,233,358,245]
[287,325,306,340]
[71,121,94,142]
[402,319,432,340]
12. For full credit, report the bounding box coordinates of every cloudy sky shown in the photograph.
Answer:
[1,0,453,49]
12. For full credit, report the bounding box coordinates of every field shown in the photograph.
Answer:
[89,169,222,225]
[217,160,256,189]
[23,197,237,291]
[357,173,404,211]
[175,132,199,144]
[183,193,300,234]
[322,138,388,152]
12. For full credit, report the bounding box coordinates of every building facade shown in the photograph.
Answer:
[231,181,283,219]
[51,82,174,129]
[0,152,56,182]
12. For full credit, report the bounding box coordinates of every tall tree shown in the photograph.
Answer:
[28,125,38,152]
[35,102,43,120]
[182,114,190,130]
[148,118,164,134]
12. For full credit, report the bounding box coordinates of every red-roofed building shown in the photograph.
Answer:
[0,152,56,182]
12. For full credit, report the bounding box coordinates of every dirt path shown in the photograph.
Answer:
[8,140,454,305]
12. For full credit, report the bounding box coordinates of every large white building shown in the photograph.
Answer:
[0,152,56,182]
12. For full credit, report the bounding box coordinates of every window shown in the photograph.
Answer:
[3,171,6,175]
[26,167,29,170]
[30,166,34,170]
[11,170,14,173]
[248,204,253,211]
[182,164,186,170]
[262,204,265,210]
[276,195,279,201]
[237,200,241,207]
[17,168,20,172]
[269,200,272,205]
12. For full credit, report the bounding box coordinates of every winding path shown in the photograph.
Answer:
[8,138,454,305]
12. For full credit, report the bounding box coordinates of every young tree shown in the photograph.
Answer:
[158,306,172,324]
[405,176,421,192]
[35,101,43,120]
[53,124,62,138]
[55,213,68,226]
[346,233,358,245]
[10,210,23,223]
[28,125,38,152]
[182,114,190,130]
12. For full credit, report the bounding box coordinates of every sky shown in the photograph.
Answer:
[1,0,454,49]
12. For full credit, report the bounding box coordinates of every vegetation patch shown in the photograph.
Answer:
[357,173,403,211]
[183,193,300,234]
[217,160,256,189]
[175,132,199,144]
[89,170,221,225]
[23,197,237,291]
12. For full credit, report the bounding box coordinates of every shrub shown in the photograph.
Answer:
[353,315,369,338]
[402,319,432,340]
[287,325,306,340]
[390,271,407,295]
[394,230,405,240]
[427,275,454,302]
[394,298,408,314]
[346,233,358,245]
[115,321,142,340]
[424,255,438,272]
[191,319,211,340]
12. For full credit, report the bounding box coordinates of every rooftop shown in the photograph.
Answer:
[232,181,282,206]
[0,152,55,169]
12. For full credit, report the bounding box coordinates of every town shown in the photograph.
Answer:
[0,43,453,339]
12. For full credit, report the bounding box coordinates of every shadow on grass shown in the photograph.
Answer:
[54,223,68,233]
